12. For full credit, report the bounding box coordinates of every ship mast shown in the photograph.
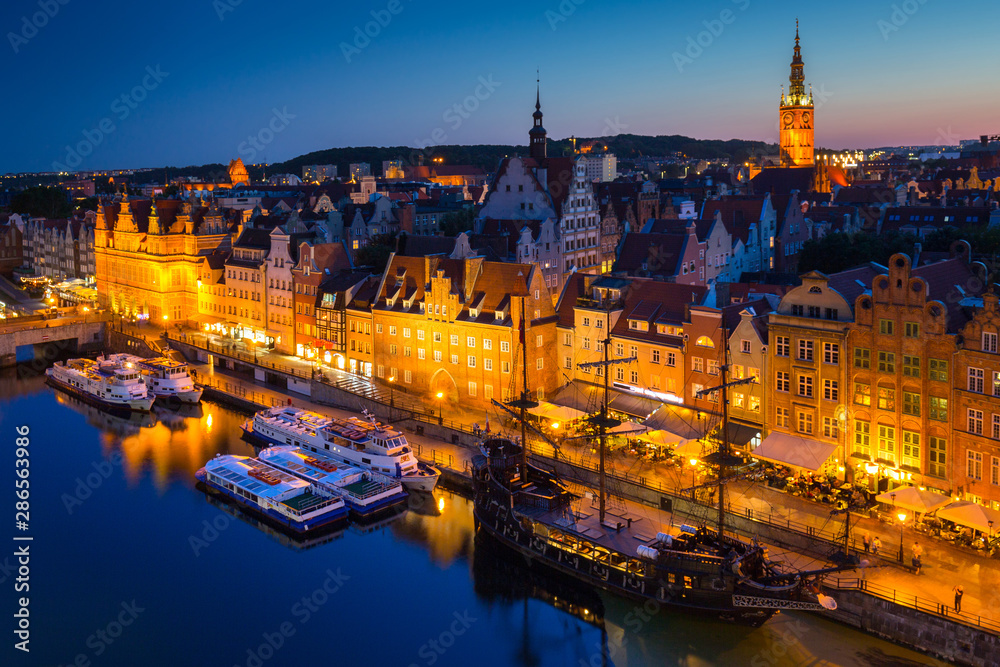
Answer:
[510,272,536,485]
[578,298,635,524]
[695,324,755,542]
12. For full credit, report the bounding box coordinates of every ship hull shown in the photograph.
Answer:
[45,373,155,413]
[243,420,440,493]
[195,468,348,533]
[472,499,775,627]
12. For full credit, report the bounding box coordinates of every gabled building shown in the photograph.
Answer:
[96,194,233,324]
[369,254,559,409]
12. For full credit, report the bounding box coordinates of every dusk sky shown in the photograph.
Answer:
[3,0,997,173]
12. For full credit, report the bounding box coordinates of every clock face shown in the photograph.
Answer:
[801,112,812,128]
[782,112,794,129]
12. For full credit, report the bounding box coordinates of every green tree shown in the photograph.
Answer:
[11,186,72,219]
[354,233,396,273]
[439,208,475,236]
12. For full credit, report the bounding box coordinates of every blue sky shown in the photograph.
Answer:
[1,0,995,173]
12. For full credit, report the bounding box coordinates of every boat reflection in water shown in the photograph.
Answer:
[473,529,612,667]
[201,492,346,552]
[53,387,157,437]
[152,402,204,432]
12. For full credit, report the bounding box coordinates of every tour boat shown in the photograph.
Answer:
[46,357,155,413]
[258,446,408,518]
[105,353,203,404]
[473,301,848,626]
[195,454,348,533]
[243,406,440,492]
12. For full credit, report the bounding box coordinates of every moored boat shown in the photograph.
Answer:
[258,445,408,518]
[196,454,348,533]
[473,291,847,626]
[243,406,440,492]
[45,357,155,413]
[106,353,203,404]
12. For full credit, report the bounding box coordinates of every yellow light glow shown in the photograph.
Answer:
[436,392,443,399]
[689,458,698,467]
[551,422,560,430]
[389,376,395,383]
[897,512,907,523]
[437,497,445,513]
[162,315,168,320]
[206,414,213,431]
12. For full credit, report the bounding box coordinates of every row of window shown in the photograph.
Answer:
[379,325,521,351]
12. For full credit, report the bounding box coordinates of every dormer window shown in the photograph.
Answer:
[469,309,478,318]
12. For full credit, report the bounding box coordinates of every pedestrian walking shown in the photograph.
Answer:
[912,542,923,574]
[872,536,881,556]
[954,585,964,613]
[862,532,871,553]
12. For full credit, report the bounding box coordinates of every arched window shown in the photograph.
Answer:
[695,336,715,348]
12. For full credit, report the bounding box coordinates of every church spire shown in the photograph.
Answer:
[529,70,547,160]
[788,18,806,104]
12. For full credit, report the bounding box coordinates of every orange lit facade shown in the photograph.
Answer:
[95,196,232,324]
[779,23,814,168]
[368,255,558,409]
[954,293,1000,509]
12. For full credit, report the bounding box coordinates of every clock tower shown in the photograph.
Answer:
[779,21,814,167]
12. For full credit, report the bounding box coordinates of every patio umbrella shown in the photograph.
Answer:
[935,500,1000,533]
[636,429,678,448]
[875,486,952,514]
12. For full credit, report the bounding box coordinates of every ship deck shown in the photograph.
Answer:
[512,479,825,573]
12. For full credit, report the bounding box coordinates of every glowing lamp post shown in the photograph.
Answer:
[388,376,395,408]
[689,458,699,501]
[436,391,444,425]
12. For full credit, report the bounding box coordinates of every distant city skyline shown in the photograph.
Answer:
[2,0,996,173]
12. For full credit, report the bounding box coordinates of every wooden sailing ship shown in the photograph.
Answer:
[472,283,847,626]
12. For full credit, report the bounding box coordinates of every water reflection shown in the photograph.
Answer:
[392,489,475,568]
[50,387,255,492]
[201,492,346,551]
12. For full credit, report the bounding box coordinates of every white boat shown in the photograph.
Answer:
[258,446,408,517]
[105,353,203,404]
[46,357,155,413]
[244,406,440,492]
[196,454,348,533]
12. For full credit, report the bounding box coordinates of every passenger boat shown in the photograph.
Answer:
[243,407,440,492]
[473,297,847,627]
[258,446,408,518]
[45,357,155,413]
[195,454,348,533]
[105,353,203,404]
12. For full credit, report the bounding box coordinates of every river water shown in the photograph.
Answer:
[1,374,937,667]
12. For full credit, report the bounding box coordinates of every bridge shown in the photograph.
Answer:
[0,313,109,368]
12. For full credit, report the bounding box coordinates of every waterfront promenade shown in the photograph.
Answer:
[179,345,1000,635]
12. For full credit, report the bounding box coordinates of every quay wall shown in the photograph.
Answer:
[828,589,1000,667]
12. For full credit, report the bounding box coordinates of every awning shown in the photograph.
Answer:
[195,314,228,326]
[609,421,647,436]
[875,486,952,514]
[527,401,588,422]
[637,429,682,448]
[715,422,761,449]
[609,392,662,419]
[550,381,605,413]
[935,500,1000,533]
[749,432,837,472]
[643,404,706,440]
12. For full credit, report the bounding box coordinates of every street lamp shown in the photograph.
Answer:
[689,458,699,501]
[388,376,395,408]
[436,391,444,425]
[897,511,907,563]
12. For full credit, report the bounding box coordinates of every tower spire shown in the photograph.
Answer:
[529,70,547,160]
[788,19,805,104]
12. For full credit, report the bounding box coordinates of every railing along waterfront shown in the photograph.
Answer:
[827,577,1000,635]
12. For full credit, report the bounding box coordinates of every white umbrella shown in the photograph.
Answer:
[875,486,952,514]
[935,500,1000,533]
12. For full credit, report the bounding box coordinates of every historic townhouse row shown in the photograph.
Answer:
[765,245,1000,509]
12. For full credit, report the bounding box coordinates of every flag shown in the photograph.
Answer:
[484,415,490,433]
